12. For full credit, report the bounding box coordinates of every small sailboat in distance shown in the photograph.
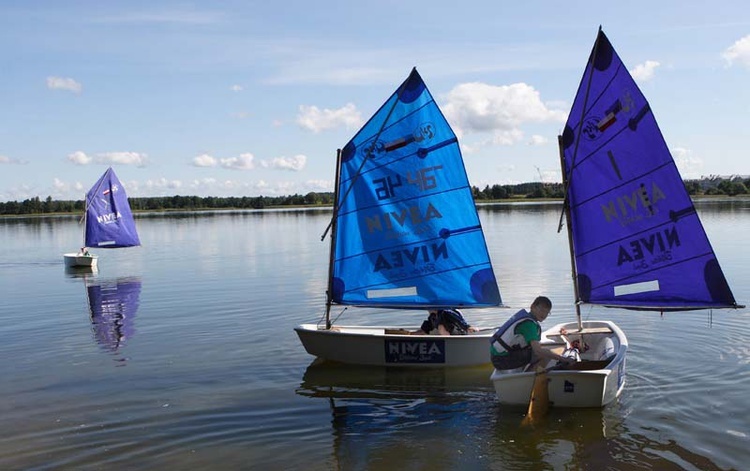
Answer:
[63,167,140,268]
[295,68,503,367]
[491,28,743,408]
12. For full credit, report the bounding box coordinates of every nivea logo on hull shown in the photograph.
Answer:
[385,339,446,363]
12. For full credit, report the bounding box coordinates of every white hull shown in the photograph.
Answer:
[490,320,627,408]
[63,253,99,268]
[294,324,496,367]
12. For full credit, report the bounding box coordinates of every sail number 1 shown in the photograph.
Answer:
[373,165,444,200]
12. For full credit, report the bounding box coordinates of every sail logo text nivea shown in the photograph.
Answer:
[374,242,447,272]
[366,202,442,233]
[601,181,665,227]
[617,226,680,267]
[385,338,445,363]
[96,185,123,225]
[97,211,123,225]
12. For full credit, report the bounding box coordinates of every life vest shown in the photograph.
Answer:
[490,309,540,355]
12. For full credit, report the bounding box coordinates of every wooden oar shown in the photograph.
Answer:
[521,366,549,427]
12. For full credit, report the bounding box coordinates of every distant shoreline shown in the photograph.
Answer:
[2,194,749,219]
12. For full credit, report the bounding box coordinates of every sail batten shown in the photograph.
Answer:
[560,30,739,311]
[331,68,501,309]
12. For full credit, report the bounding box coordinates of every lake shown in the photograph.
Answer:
[1,201,748,470]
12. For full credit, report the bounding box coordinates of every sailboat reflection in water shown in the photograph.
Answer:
[86,277,142,356]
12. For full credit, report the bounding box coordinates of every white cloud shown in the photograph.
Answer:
[0,155,25,164]
[53,178,68,192]
[47,76,82,94]
[492,129,524,146]
[231,111,249,119]
[630,60,660,81]
[672,147,703,179]
[303,179,333,192]
[67,151,92,165]
[93,10,223,25]
[296,103,362,133]
[441,82,566,144]
[67,150,147,167]
[193,153,217,167]
[97,151,148,167]
[261,154,306,171]
[230,84,243,92]
[722,34,750,67]
[528,135,548,146]
[220,153,255,170]
[194,153,307,172]
[143,178,183,192]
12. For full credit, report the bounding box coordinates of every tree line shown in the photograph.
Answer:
[1,178,748,216]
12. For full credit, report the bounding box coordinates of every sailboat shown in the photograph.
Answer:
[295,68,503,367]
[491,28,743,407]
[63,167,141,268]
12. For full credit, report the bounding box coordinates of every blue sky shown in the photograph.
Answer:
[1,1,749,202]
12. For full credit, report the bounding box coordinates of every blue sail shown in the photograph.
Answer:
[84,167,141,248]
[560,30,738,310]
[331,68,501,309]
[87,277,141,352]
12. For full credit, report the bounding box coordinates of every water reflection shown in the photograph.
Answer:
[298,359,493,398]
[297,360,727,469]
[85,277,142,355]
[64,265,99,278]
[297,360,495,468]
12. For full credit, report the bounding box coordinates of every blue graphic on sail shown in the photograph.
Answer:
[560,30,738,310]
[331,68,501,308]
[87,277,142,352]
[85,167,140,248]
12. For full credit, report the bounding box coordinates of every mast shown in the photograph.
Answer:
[82,194,88,248]
[557,26,602,235]
[558,136,582,330]
[324,148,343,330]
[557,27,603,331]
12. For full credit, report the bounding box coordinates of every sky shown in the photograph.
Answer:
[1,1,749,202]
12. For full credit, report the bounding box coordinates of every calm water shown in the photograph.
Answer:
[1,201,749,470]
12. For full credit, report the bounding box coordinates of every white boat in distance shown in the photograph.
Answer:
[491,28,742,407]
[63,251,99,268]
[63,167,140,268]
[295,68,503,367]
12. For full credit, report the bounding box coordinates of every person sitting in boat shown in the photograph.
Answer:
[79,247,90,256]
[489,296,576,371]
[414,308,478,335]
